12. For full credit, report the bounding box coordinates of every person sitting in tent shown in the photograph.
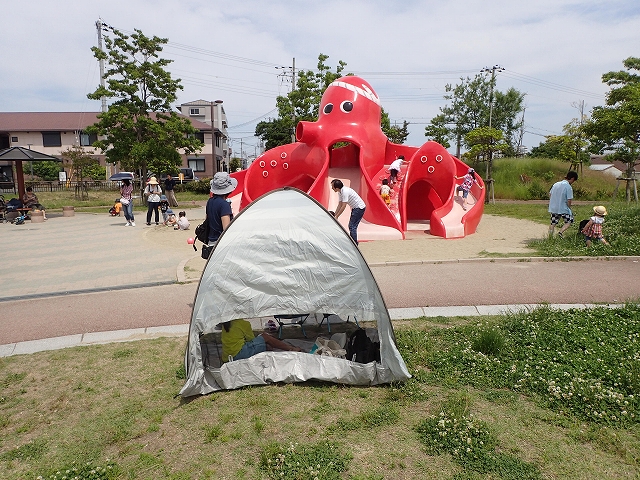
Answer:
[221,319,303,362]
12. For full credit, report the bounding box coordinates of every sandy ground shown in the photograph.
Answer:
[141,208,548,281]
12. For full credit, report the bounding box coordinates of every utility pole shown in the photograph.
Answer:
[480,65,504,204]
[481,65,504,129]
[95,19,108,114]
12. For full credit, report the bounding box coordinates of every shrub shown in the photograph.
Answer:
[472,328,505,356]
[260,441,351,480]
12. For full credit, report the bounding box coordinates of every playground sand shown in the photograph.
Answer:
[141,208,547,281]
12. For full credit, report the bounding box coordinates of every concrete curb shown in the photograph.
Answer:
[0,303,626,358]
[368,255,640,268]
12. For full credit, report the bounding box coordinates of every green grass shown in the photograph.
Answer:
[485,157,620,201]
[2,306,640,479]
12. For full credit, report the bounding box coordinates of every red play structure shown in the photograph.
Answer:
[229,76,484,240]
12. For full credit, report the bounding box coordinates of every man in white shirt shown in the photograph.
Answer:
[331,179,366,244]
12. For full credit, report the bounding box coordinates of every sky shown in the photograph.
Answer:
[1,0,639,157]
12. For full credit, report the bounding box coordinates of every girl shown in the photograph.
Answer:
[454,168,484,210]
[581,205,610,247]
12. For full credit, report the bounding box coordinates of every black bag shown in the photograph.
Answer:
[578,219,589,233]
[346,328,380,364]
[195,219,209,244]
[201,244,213,260]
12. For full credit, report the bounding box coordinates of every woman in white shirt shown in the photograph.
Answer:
[144,176,162,225]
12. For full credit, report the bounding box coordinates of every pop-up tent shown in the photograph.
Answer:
[180,188,411,396]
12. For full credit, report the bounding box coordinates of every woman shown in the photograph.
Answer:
[22,186,47,220]
[221,319,302,363]
[120,179,135,227]
[144,176,162,225]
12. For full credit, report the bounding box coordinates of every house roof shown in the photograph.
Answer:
[590,155,640,173]
[0,112,211,132]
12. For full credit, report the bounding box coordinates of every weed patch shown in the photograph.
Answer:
[260,441,351,479]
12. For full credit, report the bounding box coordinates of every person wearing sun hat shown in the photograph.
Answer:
[144,176,163,225]
[580,205,610,247]
[206,172,238,246]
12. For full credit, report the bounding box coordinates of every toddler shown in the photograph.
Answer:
[175,211,190,230]
[581,205,610,247]
[380,179,391,206]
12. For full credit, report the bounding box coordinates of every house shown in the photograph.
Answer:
[0,102,227,181]
[589,155,640,178]
[176,99,230,174]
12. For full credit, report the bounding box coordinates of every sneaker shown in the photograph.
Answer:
[125,222,131,227]
[131,221,135,227]
[146,222,151,225]
[156,222,159,225]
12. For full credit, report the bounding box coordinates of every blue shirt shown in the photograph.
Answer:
[206,195,233,242]
[548,180,573,215]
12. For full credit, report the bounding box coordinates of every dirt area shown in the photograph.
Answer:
[142,208,547,281]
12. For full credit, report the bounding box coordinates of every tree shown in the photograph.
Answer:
[87,28,203,182]
[60,145,102,182]
[381,112,410,144]
[583,56,640,201]
[229,157,242,172]
[256,54,346,149]
[529,118,589,164]
[31,161,60,181]
[256,54,410,147]
[462,126,509,194]
[424,74,525,157]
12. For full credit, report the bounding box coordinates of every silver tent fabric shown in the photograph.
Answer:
[180,188,411,396]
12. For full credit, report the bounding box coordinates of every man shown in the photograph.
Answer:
[331,179,366,244]
[164,174,178,207]
[388,155,405,187]
[548,171,578,238]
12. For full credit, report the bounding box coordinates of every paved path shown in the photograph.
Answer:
[1,209,639,356]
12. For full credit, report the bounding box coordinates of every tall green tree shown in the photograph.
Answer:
[256,54,409,148]
[529,118,590,164]
[462,126,509,193]
[87,28,203,181]
[425,74,525,157]
[583,56,640,201]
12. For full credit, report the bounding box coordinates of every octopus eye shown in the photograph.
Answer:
[323,103,333,114]
[340,101,353,113]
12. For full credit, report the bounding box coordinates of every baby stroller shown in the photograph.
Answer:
[0,195,7,223]
[109,199,122,216]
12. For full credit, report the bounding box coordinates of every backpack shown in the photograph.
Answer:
[194,218,213,259]
[346,328,380,364]
[578,219,589,234]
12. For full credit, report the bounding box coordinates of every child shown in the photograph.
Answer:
[581,205,610,247]
[109,199,122,216]
[165,212,178,227]
[175,210,190,230]
[379,179,391,206]
[160,195,170,222]
[454,168,484,210]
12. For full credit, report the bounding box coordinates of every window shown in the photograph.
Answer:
[79,131,97,146]
[42,132,62,147]
[215,135,221,148]
[188,157,206,172]
[11,136,18,143]
[190,108,203,116]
